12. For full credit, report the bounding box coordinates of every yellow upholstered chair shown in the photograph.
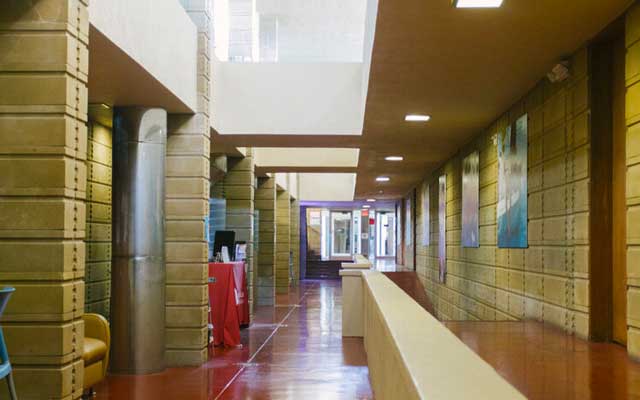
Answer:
[82,313,110,398]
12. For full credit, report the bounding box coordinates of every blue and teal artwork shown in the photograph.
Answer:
[461,151,480,248]
[497,114,528,248]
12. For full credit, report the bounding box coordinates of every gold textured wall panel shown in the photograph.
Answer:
[627,2,640,359]
[84,121,112,319]
[414,48,591,338]
[0,0,88,398]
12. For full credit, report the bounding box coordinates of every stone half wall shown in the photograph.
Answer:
[415,48,591,338]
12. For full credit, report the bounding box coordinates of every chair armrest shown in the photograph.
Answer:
[83,313,110,376]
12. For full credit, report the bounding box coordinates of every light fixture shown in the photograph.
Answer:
[385,156,404,161]
[366,199,376,202]
[362,205,371,209]
[376,176,390,182]
[452,0,503,8]
[405,114,431,122]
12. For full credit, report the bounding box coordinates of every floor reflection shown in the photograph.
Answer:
[445,321,640,400]
[94,280,373,400]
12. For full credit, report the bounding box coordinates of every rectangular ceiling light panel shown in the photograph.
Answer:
[453,0,503,8]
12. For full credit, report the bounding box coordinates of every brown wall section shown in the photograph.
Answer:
[415,48,592,338]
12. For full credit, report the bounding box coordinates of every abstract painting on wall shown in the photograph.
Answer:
[462,151,480,248]
[438,174,447,283]
[497,114,528,248]
[422,183,430,246]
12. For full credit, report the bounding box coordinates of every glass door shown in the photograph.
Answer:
[330,211,352,258]
[376,212,396,257]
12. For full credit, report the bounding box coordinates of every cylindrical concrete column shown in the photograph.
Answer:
[111,108,167,374]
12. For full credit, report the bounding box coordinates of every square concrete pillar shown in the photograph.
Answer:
[256,177,277,305]
[211,153,256,312]
[0,1,89,398]
[290,198,301,285]
[164,0,212,367]
[276,190,291,294]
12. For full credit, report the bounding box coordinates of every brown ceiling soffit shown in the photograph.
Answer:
[210,130,362,148]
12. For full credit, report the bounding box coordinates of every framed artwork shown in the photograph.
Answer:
[405,196,412,245]
[438,174,447,283]
[462,151,480,248]
[497,114,528,248]
[422,183,430,246]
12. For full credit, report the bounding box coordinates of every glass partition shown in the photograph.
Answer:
[376,212,396,258]
[330,211,352,257]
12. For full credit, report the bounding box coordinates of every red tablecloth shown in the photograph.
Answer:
[208,262,249,346]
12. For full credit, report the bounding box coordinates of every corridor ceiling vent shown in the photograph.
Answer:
[376,176,390,182]
[404,114,431,122]
[452,0,503,8]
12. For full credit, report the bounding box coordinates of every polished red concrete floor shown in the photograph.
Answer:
[445,321,640,400]
[94,275,640,400]
[94,280,373,400]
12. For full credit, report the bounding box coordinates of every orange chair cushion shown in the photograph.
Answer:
[83,338,107,365]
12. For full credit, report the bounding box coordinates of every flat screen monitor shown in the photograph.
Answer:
[213,230,236,260]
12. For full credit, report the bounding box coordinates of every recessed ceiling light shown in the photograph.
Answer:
[362,205,371,209]
[453,0,503,8]
[366,199,376,202]
[405,114,431,122]
[385,156,404,161]
[376,176,390,182]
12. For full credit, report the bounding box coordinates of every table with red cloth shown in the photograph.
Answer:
[207,261,250,346]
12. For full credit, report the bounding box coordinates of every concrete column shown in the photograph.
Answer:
[256,177,277,305]
[276,190,291,294]
[290,198,301,285]
[163,0,212,367]
[84,118,113,319]
[221,154,256,313]
[0,1,89,398]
